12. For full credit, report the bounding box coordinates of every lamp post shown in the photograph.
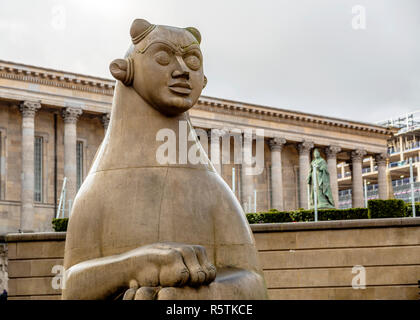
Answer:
[254,189,257,213]
[232,167,235,193]
[409,157,416,217]
[364,179,368,208]
[312,163,318,222]
[307,185,310,210]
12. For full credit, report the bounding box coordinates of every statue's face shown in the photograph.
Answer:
[131,26,205,116]
[313,149,320,158]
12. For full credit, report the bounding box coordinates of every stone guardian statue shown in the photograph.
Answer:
[62,19,268,300]
[307,148,335,209]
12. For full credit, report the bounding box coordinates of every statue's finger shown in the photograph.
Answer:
[159,249,189,287]
[134,287,160,300]
[192,245,216,284]
[174,246,205,286]
[122,288,137,300]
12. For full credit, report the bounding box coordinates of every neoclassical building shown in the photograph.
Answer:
[0,60,396,233]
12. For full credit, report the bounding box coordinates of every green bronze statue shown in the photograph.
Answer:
[307,148,335,209]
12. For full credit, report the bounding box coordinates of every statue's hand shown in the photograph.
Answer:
[122,242,216,299]
[123,268,267,300]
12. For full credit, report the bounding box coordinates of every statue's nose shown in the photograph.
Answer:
[172,56,190,80]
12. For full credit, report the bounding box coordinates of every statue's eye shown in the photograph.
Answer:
[155,51,171,66]
[184,55,201,71]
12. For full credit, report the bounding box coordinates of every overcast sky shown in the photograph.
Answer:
[1,0,419,123]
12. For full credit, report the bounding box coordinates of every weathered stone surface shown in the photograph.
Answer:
[269,286,419,300]
[8,258,63,278]
[8,277,61,296]
[259,246,420,269]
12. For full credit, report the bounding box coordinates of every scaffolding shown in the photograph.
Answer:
[377,110,420,134]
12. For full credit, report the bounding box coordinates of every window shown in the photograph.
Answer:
[76,141,84,190]
[34,136,43,202]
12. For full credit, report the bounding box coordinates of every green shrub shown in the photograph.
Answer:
[290,208,368,222]
[52,218,68,232]
[246,209,292,224]
[247,200,410,224]
[289,209,314,222]
[405,202,420,217]
[246,207,368,224]
[367,199,406,219]
[319,208,369,221]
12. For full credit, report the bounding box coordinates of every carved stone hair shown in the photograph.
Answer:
[130,19,156,44]
[110,19,203,86]
[130,19,201,45]
[185,27,201,44]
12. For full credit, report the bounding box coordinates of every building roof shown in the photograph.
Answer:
[0,59,397,136]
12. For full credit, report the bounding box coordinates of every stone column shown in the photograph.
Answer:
[241,132,254,212]
[325,145,341,208]
[101,113,110,133]
[297,141,314,209]
[210,129,225,175]
[351,149,367,207]
[269,137,286,210]
[376,153,388,200]
[62,107,82,213]
[20,101,41,232]
[416,165,420,183]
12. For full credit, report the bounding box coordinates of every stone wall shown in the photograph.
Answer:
[6,232,65,300]
[254,218,420,299]
[4,218,420,300]
[0,201,56,234]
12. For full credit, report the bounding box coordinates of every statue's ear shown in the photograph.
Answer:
[130,19,155,44]
[203,75,208,88]
[185,27,201,44]
[109,58,134,86]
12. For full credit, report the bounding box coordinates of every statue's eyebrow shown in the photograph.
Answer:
[137,39,200,55]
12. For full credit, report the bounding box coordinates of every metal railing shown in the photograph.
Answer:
[393,182,420,203]
[338,181,420,208]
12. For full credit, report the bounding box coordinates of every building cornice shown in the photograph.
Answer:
[196,96,397,137]
[0,60,115,96]
[0,60,398,137]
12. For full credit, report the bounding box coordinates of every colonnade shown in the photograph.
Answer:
[19,101,109,231]
[209,133,389,211]
[18,102,389,230]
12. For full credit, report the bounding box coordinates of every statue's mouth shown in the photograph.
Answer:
[168,82,192,95]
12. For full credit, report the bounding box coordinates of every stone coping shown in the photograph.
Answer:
[251,217,420,233]
[2,218,420,241]
[4,232,66,242]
